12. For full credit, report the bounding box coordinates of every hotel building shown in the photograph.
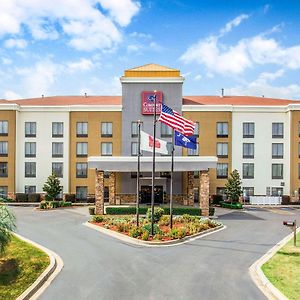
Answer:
[1,64,300,207]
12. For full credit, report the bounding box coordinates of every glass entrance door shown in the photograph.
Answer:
[140,185,163,204]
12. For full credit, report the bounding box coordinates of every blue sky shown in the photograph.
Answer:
[1,0,300,99]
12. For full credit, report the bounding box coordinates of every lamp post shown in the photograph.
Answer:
[136,120,142,227]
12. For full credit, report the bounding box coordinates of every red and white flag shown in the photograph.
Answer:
[140,130,168,155]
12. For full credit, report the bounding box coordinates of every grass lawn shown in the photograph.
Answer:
[262,231,300,300]
[0,235,50,300]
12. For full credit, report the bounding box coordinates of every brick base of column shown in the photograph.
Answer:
[187,171,194,206]
[200,170,209,217]
[95,170,104,215]
[108,172,116,205]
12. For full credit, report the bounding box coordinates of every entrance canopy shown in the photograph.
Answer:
[88,156,217,172]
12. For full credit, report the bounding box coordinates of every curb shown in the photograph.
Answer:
[13,233,64,300]
[249,227,300,300]
[84,221,225,247]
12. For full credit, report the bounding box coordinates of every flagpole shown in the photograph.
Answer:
[136,120,141,227]
[151,90,157,236]
[170,129,174,229]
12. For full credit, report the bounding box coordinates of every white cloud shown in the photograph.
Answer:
[4,90,21,100]
[1,57,12,65]
[67,58,94,72]
[194,74,202,81]
[4,38,27,49]
[226,69,300,99]
[220,14,249,36]
[181,15,300,75]
[0,0,140,51]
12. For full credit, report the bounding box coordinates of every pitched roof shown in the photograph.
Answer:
[124,63,180,77]
[126,63,179,72]
[183,96,300,106]
[7,96,122,106]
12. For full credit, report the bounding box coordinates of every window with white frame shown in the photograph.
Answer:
[101,142,112,156]
[243,187,254,202]
[76,142,88,157]
[0,162,8,177]
[272,143,283,159]
[131,122,143,137]
[243,163,254,179]
[25,142,36,157]
[101,122,113,137]
[0,186,8,197]
[243,143,254,158]
[216,122,228,137]
[76,163,88,178]
[52,142,63,157]
[243,122,255,138]
[25,162,36,177]
[272,163,283,179]
[131,142,138,156]
[76,186,87,200]
[25,122,36,137]
[76,122,88,137]
[271,187,283,196]
[272,123,284,138]
[0,141,8,156]
[0,121,8,136]
[52,162,63,178]
[25,185,36,194]
[187,143,199,156]
[52,122,64,137]
[216,163,228,178]
[217,142,228,158]
[161,123,173,137]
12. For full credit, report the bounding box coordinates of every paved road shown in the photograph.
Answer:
[11,206,300,300]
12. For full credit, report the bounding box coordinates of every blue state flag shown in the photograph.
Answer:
[175,130,197,149]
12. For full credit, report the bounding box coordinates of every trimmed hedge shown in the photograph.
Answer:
[28,193,41,202]
[65,194,76,203]
[104,206,215,216]
[16,193,28,202]
[220,201,243,209]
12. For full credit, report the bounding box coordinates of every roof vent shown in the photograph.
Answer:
[221,88,224,97]
[42,94,44,98]
[84,92,87,98]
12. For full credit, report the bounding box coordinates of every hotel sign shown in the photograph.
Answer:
[141,91,163,115]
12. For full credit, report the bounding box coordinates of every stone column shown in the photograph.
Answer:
[108,172,116,205]
[187,171,194,206]
[95,169,104,215]
[200,170,209,217]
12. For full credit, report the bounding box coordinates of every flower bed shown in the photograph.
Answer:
[90,208,221,242]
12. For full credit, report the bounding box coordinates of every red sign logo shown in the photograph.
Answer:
[148,135,161,149]
[141,91,163,115]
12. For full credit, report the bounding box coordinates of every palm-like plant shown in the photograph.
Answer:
[0,205,16,255]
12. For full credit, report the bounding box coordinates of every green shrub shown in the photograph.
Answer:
[61,201,72,207]
[0,205,16,254]
[163,207,201,216]
[105,206,148,215]
[15,193,28,202]
[49,201,59,209]
[92,215,105,222]
[28,193,41,202]
[153,233,163,240]
[142,223,162,235]
[39,201,48,209]
[209,207,215,216]
[65,194,76,203]
[212,194,223,205]
[89,206,95,215]
[141,230,149,241]
[169,227,187,239]
[116,222,130,233]
[128,226,143,238]
[158,215,170,226]
[220,202,243,209]
[146,207,164,223]
[169,228,179,239]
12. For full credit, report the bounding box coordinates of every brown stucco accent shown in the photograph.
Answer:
[182,111,232,196]
[0,110,16,195]
[69,111,122,196]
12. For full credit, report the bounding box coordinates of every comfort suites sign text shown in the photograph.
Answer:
[141,91,163,115]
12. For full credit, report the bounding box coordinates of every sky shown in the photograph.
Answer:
[1,0,300,100]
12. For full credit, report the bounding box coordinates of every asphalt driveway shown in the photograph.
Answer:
[11,206,300,300]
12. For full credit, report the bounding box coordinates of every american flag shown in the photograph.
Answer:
[158,104,195,136]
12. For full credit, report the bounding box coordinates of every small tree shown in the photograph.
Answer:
[225,169,242,203]
[43,173,62,201]
[0,205,16,255]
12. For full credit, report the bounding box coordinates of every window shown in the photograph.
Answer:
[25,162,36,177]
[0,162,8,177]
[272,123,283,138]
[76,122,88,137]
[0,121,8,136]
[217,163,228,179]
[101,142,112,156]
[271,187,283,196]
[194,171,199,178]
[25,142,36,157]
[25,186,36,194]
[272,143,283,159]
[243,122,255,138]
[101,122,112,137]
[52,122,63,137]
[272,164,283,179]
[52,162,63,178]
[161,123,172,137]
[243,143,254,158]
[243,187,254,202]
[217,122,228,137]
[131,142,138,156]
[25,122,36,137]
[187,143,199,156]
[0,141,8,156]
[52,142,63,157]
[217,143,228,158]
[76,186,87,200]
[194,122,199,137]
[104,187,109,202]
[0,186,8,197]
[76,163,88,178]
[243,163,254,179]
[76,142,88,157]
[131,122,143,137]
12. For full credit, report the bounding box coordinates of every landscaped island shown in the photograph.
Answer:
[90,207,221,242]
